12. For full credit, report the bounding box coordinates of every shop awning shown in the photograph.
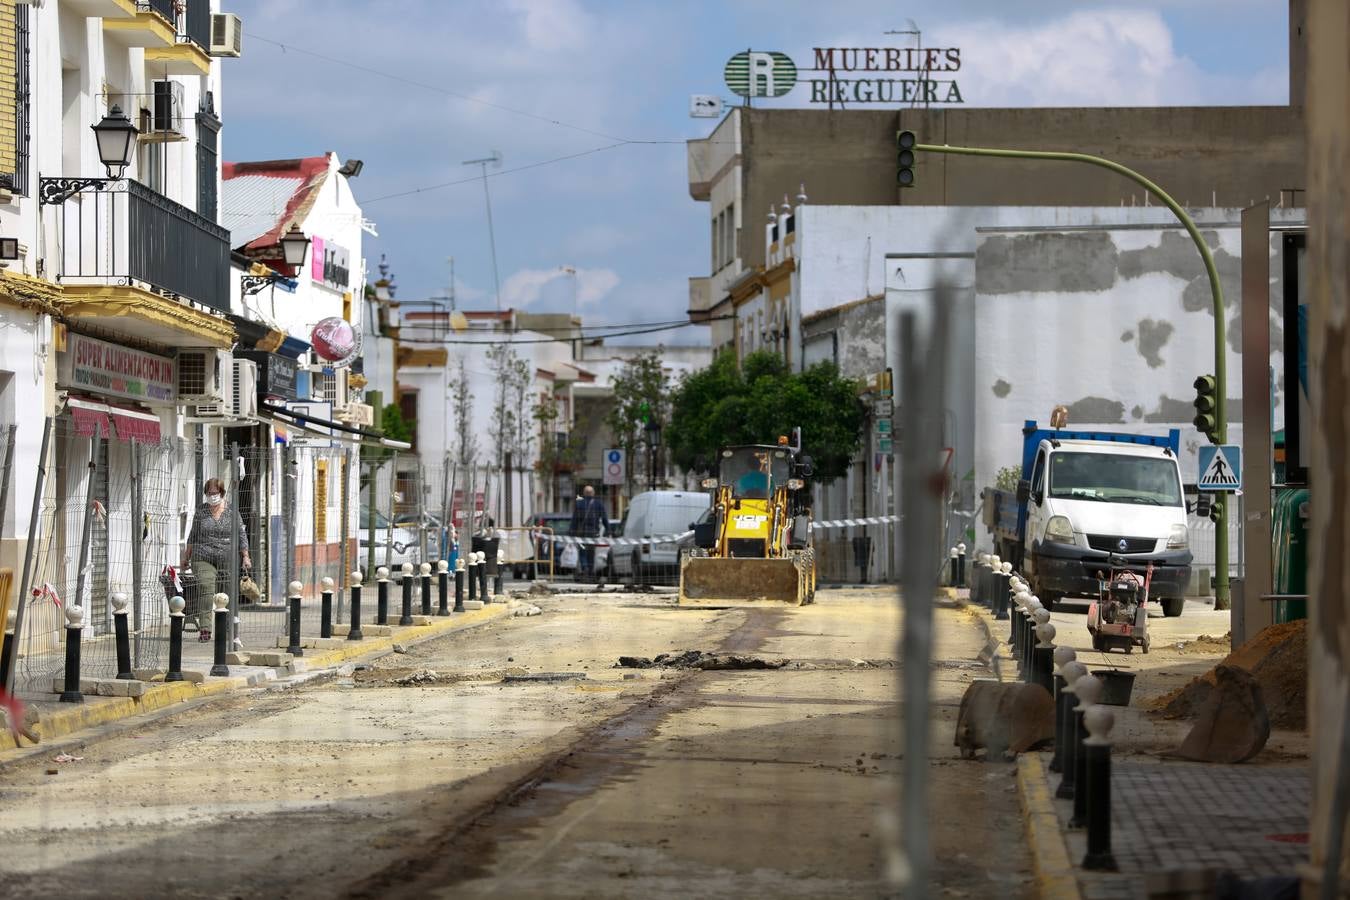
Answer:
[261,402,409,452]
[109,408,162,444]
[68,401,111,439]
[66,398,162,443]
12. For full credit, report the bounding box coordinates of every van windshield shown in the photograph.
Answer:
[1048,452,1183,506]
[720,447,789,500]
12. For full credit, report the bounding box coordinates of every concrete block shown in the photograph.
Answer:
[287,659,312,675]
[95,679,148,698]
[462,600,485,611]
[409,615,434,626]
[179,670,207,684]
[248,651,294,667]
[304,637,348,650]
[332,623,350,636]
[225,652,251,665]
[363,625,393,637]
[134,668,165,682]
[51,677,100,694]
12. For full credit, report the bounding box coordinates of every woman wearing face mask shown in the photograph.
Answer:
[181,478,251,642]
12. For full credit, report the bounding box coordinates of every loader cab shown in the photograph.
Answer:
[720,446,791,500]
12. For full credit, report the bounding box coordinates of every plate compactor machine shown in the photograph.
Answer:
[677,437,818,607]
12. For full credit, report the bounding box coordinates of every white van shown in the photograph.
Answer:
[610,490,711,585]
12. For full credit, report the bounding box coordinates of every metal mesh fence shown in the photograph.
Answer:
[17,419,181,690]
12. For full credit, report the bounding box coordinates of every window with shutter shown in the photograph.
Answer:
[196,97,220,221]
[0,1,29,195]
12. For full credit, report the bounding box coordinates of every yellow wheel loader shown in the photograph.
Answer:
[677,439,817,607]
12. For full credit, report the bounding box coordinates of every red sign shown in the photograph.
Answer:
[450,490,485,526]
[310,317,358,365]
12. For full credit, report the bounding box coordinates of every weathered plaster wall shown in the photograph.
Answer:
[971,218,1301,554]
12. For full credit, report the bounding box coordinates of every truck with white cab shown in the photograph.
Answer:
[984,419,1192,617]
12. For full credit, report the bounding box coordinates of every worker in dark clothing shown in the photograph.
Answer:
[570,484,606,578]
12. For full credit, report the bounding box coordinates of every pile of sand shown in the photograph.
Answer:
[1152,619,1308,730]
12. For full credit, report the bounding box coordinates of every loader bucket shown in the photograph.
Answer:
[678,555,810,607]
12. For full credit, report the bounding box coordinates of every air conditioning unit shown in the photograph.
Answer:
[209,14,242,58]
[145,80,186,142]
[177,349,230,404]
[231,360,258,419]
[337,402,374,427]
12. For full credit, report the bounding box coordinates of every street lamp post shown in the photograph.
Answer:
[242,224,311,295]
[911,140,1233,608]
[39,106,139,205]
[645,419,662,492]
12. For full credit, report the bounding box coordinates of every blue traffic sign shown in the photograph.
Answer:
[606,449,622,464]
[1198,444,1242,491]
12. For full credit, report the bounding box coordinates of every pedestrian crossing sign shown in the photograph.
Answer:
[1198,445,1242,491]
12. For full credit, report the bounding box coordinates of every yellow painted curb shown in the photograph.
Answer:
[1,604,511,753]
[302,604,508,669]
[1017,752,1082,900]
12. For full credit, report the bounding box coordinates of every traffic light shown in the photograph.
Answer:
[1192,374,1220,444]
[896,130,916,187]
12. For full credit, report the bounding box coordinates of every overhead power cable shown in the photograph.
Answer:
[245,31,731,204]
[389,316,731,346]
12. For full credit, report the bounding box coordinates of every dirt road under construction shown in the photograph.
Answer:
[0,588,1032,899]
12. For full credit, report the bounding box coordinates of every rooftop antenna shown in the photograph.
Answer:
[884,20,929,109]
[462,151,504,311]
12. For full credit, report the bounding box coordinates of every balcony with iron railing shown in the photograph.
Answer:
[41,177,231,328]
[101,0,211,73]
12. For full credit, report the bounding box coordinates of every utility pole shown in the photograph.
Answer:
[910,139,1232,609]
[462,151,503,311]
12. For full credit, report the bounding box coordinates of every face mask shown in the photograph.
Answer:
[206,494,223,507]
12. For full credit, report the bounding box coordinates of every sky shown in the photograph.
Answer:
[221,0,1290,344]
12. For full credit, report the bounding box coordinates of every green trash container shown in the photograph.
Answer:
[1271,487,1309,622]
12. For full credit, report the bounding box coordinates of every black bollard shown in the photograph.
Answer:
[1055,665,1085,796]
[1049,671,1069,774]
[399,564,414,625]
[1031,623,1055,694]
[166,596,186,683]
[437,561,450,616]
[376,566,390,626]
[320,577,334,639]
[956,544,967,588]
[59,605,85,703]
[467,553,478,601]
[1069,674,1102,828]
[1082,707,1118,871]
[112,592,133,680]
[948,549,959,587]
[994,569,1010,620]
[211,593,230,677]
[348,572,365,640]
[0,614,14,690]
[454,559,466,612]
[478,553,489,603]
[973,559,986,606]
[420,563,433,616]
[287,580,304,657]
[1009,593,1023,657]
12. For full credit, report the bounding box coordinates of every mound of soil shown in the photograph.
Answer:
[1151,619,1307,730]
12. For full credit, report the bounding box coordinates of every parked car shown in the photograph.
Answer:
[357,509,422,571]
[610,491,711,586]
[392,512,453,562]
[593,519,623,582]
[513,513,573,578]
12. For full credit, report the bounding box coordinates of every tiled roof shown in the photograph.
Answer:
[221,155,330,253]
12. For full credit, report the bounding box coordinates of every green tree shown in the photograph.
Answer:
[667,350,866,482]
[604,349,672,493]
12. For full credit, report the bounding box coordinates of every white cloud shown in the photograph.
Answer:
[500,266,620,308]
[928,9,1287,107]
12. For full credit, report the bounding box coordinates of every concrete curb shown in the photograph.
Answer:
[1,603,510,753]
[1017,753,1083,900]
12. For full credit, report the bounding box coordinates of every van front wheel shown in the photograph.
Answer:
[1161,597,1185,618]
